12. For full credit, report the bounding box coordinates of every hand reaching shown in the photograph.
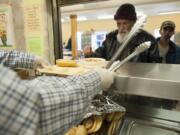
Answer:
[34,56,51,69]
[83,45,92,56]
[94,68,115,91]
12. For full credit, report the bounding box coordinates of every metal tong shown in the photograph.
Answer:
[108,41,151,72]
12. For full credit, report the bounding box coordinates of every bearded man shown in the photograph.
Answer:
[84,3,157,62]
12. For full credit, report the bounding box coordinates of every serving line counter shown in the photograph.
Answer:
[34,60,180,135]
[106,62,180,135]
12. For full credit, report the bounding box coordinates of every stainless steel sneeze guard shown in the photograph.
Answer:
[112,62,180,101]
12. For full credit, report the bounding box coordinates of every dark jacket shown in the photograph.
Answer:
[92,29,157,62]
[149,38,180,64]
[65,38,72,51]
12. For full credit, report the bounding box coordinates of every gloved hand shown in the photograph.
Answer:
[34,56,51,69]
[94,68,115,91]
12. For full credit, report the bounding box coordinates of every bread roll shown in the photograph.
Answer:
[56,59,77,67]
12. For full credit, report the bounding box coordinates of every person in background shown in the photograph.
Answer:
[65,37,72,51]
[0,50,114,135]
[151,21,180,109]
[153,20,180,64]
[83,3,157,62]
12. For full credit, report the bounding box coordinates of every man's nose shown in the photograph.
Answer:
[164,31,172,37]
[118,25,125,31]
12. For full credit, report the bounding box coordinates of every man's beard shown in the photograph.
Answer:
[116,32,129,44]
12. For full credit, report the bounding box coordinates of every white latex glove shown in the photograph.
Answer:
[94,68,115,91]
[34,56,51,69]
[108,60,121,72]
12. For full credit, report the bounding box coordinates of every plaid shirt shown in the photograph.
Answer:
[0,51,101,135]
[0,50,35,69]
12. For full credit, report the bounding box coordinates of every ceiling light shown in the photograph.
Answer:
[137,11,145,17]
[97,15,113,20]
[77,17,87,21]
[159,11,180,15]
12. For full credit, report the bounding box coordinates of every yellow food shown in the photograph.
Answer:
[83,115,103,134]
[64,127,77,135]
[75,125,87,135]
[64,112,124,135]
[56,59,77,67]
[108,120,118,135]
[92,116,103,133]
[113,112,124,121]
[106,113,115,122]
[83,118,94,130]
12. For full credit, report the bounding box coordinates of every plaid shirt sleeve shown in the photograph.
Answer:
[0,65,101,135]
[0,50,35,69]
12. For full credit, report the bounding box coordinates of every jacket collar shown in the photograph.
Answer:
[156,37,176,53]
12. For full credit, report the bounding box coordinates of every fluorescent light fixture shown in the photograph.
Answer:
[77,17,87,21]
[137,11,145,17]
[159,11,180,15]
[61,17,87,22]
[97,15,113,20]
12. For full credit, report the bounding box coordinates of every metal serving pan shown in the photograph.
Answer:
[118,117,180,135]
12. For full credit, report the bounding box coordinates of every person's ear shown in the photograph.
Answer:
[172,30,175,35]
[159,29,162,35]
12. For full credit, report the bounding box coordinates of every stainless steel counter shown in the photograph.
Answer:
[111,62,180,100]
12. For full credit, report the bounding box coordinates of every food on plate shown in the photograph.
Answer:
[78,58,106,69]
[84,58,105,62]
[56,59,77,67]
[37,65,88,76]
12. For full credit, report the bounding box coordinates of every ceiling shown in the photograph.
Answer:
[60,0,180,22]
